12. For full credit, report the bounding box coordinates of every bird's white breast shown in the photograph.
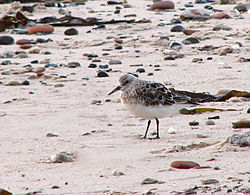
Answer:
[123,102,188,120]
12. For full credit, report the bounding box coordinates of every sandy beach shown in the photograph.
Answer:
[0,0,249,194]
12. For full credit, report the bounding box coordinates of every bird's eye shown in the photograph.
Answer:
[124,80,129,84]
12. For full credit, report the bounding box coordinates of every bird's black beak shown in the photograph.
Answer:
[108,86,121,95]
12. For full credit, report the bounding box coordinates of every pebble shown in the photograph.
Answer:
[182,29,198,35]
[168,127,176,134]
[171,161,200,169]
[189,121,199,126]
[97,71,109,77]
[114,44,122,49]
[247,108,250,114]
[112,169,125,176]
[197,134,208,138]
[0,189,12,195]
[164,56,175,60]
[208,115,220,119]
[99,65,109,69]
[20,44,33,49]
[91,100,102,105]
[31,60,39,64]
[229,131,250,147]
[67,62,81,68]
[206,120,215,125]
[0,36,14,45]
[28,48,40,54]
[28,25,54,34]
[45,63,58,68]
[2,71,11,75]
[136,68,145,73]
[114,38,123,44]
[109,59,122,65]
[234,3,250,13]
[170,18,182,24]
[213,26,232,31]
[46,133,58,137]
[51,185,60,189]
[5,81,21,86]
[192,58,203,63]
[50,152,76,163]
[16,39,33,45]
[212,12,231,19]
[1,60,12,65]
[64,28,78,36]
[170,42,182,50]
[141,178,164,185]
[54,84,64,87]
[202,179,219,185]
[151,1,175,10]
[182,37,199,45]
[17,53,28,58]
[22,80,30,85]
[170,25,185,32]
[180,9,210,20]
[88,63,97,68]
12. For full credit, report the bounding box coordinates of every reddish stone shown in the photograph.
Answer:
[28,25,54,34]
[182,29,198,35]
[151,1,175,10]
[16,39,32,45]
[171,161,200,169]
[212,12,232,19]
[20,44,32,49]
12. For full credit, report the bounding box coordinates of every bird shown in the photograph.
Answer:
[108,73,197,139]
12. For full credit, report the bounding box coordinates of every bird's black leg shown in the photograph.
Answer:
[143,120,151,139]
[155,118,160,139]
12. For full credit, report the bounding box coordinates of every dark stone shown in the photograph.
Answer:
[234,3,249,13]
[1,60,12,65]
[45,63,58,68]
[22,80,30,85]
[114,9,120,14]
[170,25,185,32]
[204,5,213,10]
[189,121,199,126]
[0,36,14,45]
[93,24,106,30]
[160,36,169,40]
[99,65,109,69]
[97,71,109,77]
[247,108,250,114]
[148,72,153,76]
[195,0,207,4]
[31,60,39,64]
[22,6,34,13]
[115,45,123,49]
[107,1,122,5]
[136,68,145,73]
[192,58,203,62]
[44,51,51,55]
[182,37,199,45]
[164,56,175,60]
[207,57,213,60]
[170,42,182,49]
[88,63,97,68]
[184,3,194,7]
[171,18,182,24]
[67,62,81,68]
[92,59,101,62]
[64,28,78,36]
[208,115,220,119]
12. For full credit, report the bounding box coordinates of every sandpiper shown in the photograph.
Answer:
[109,74,196,139]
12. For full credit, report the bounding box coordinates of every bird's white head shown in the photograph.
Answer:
[108,74,138,95]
